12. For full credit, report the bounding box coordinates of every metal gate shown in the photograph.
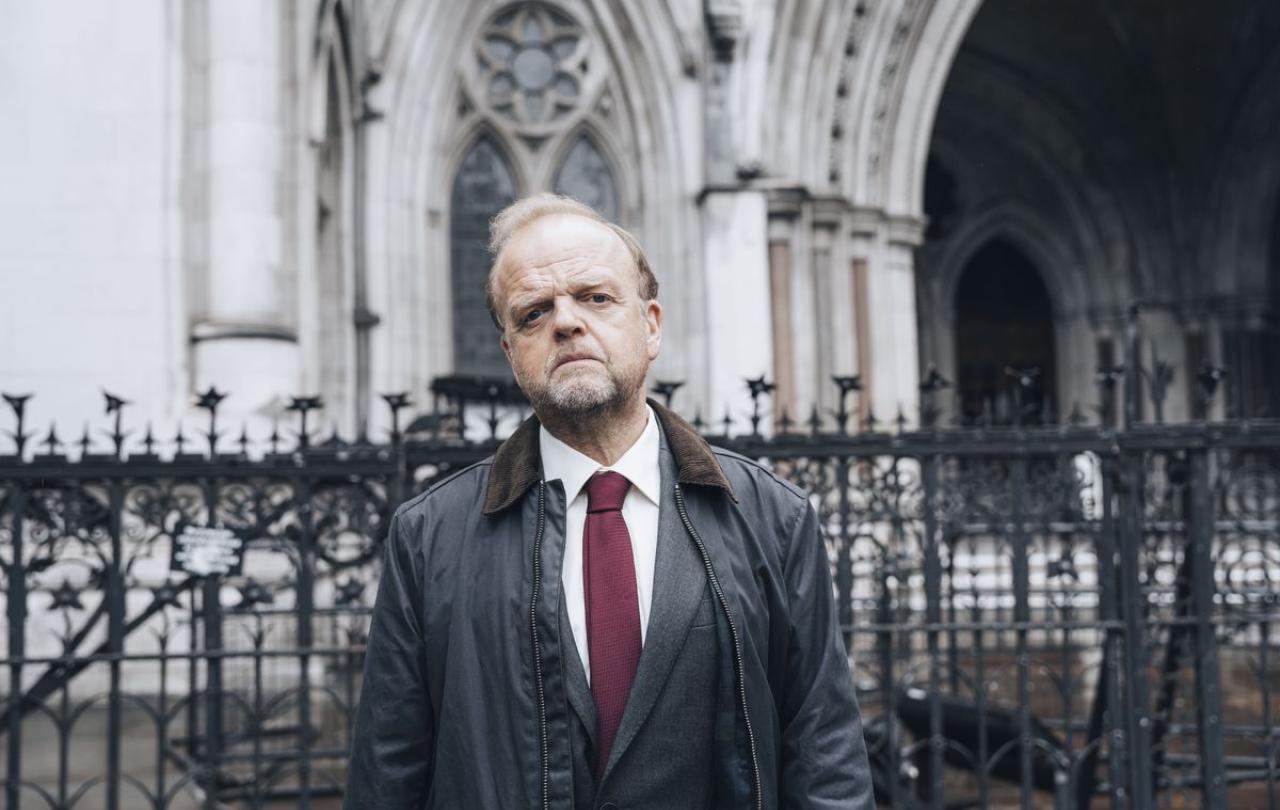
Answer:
[1,366,1277,809]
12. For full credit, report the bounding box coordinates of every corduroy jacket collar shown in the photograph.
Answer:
[482,398,737,514]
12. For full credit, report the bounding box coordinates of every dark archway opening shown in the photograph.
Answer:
[1272,201,1280,416]
[955,240,1057,425]
[1224,200,1280,418]
[1261,198,1280,417]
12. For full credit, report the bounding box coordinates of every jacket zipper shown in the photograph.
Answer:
[674,483,763,810]
[529,481,550,810]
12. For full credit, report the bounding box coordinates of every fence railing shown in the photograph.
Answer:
[1,342,1278,809]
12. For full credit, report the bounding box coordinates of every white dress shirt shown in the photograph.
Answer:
[539,405,661,684]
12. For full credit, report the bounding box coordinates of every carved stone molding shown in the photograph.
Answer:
[470,3,596,136]
[867,0,924,188]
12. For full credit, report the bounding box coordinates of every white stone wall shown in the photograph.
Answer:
[0,0,187,436]
[0,0,965,445]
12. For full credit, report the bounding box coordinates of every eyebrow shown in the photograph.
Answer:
[506,273,622,316]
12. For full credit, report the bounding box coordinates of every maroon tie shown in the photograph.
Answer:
[583,470,641,773]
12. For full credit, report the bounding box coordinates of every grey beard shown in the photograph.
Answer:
[529,373,627,419]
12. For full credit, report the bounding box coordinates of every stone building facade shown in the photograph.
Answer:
[3,0,1278,439]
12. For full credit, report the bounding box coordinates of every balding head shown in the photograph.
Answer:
[485,193,658,331]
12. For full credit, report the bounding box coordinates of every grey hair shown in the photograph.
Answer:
[485,193,659,330]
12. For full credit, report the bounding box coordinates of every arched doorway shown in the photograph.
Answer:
[920,0,1280,425]
[1272,203,1280,415]
[1222,199,1280,418]
[954,239,1057,424]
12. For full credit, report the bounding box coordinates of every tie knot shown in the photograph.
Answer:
[586,471,631,513]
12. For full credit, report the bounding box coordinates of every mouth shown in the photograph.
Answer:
[553,354,601,371]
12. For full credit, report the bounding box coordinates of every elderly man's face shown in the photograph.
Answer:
[495,213,661,419]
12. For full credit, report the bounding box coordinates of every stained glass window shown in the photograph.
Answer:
[553,134,618,222]
[451,136,518,377]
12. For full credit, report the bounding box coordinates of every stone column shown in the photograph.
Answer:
[699,0,772,430]
[702,190,773,428]
[767,208,797,418]
[852,211,925,426]
[811,197,856,419]
[190,0,298,416]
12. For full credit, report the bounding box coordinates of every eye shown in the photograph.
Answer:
[520,308,546,326]
[588,293,611,304]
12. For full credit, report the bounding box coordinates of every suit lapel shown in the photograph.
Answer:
[602,440,709,779]
[558,585,597,745]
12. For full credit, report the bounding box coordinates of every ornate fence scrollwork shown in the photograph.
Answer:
[0,366,1277,809]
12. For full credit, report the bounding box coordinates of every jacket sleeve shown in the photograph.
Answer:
[777,501,875,809]
[344,507,434,809]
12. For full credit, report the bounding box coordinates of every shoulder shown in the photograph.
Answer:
[702,446,818,567]
[391,456,495,529]
[708,445,808,512]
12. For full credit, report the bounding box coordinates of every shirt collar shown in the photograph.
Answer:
[539,404,661,506]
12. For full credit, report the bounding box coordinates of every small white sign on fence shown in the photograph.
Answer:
[171,525,245,577]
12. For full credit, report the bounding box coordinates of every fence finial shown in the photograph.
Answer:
[918,366,950,428]
[777,406,793,434]
[1194,363,1227,420]
[651,380,684,410]
[4,393,33,457]
[287,395,323,449]
[745,376,774,436]
[195,386,228,457]
[1094,364,1125,428]
[1003,366,1040,428]
[103,390,131,459]
[832,375,862,434]
[380,392,412,445]
[41,423,62,457]
[1146,359,1175,424]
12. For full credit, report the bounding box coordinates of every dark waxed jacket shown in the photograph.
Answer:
[344,400,873,809]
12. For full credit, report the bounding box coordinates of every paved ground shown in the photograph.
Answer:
[2,703,346,809]
[5,690,1276,808]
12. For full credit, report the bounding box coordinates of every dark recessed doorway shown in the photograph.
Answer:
[954,239,1057,425]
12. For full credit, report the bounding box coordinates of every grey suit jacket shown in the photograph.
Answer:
[557,427,720,808]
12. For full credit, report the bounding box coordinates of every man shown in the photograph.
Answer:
[345,193,873,808]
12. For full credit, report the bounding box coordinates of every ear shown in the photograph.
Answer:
[644,299,663,361]
[500,332,513,364]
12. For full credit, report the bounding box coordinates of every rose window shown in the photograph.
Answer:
[478,4,588,127]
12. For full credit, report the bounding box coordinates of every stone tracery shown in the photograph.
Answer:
[474,3,593,132]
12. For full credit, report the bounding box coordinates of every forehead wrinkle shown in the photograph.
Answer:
[493,214,639,315]
[506,259,624,300]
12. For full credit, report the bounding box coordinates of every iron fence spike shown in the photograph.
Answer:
[103,390,130,414]
[41,422,61,455]
[3,393,33,457]
[0,371,1275,799]
[651,380,684,410]
[78,423,92,458]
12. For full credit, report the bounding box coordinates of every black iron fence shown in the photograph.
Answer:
[1,350,1278,808]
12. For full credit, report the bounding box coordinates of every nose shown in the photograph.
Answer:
[550,295,586,338]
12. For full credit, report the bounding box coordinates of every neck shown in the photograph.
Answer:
[538,395,648,467]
